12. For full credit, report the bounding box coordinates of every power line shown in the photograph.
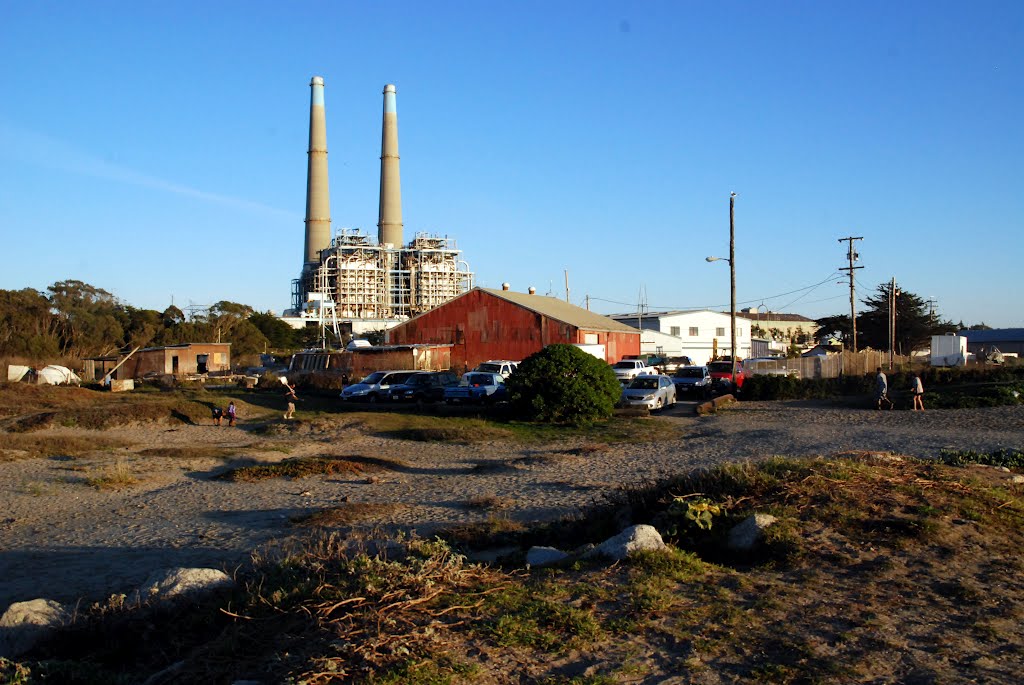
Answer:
[588,271,842,313]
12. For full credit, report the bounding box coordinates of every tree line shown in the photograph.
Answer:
[814,282,959,354]
[0,278,973,364]
[0,280,314,362]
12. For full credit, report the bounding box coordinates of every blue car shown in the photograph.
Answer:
[340,370,417,403]
[444,372,507,405]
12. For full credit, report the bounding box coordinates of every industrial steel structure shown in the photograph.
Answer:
[289,78,472,333]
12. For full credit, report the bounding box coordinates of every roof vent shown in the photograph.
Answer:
[502,282,510,291]
[528,286,536,295]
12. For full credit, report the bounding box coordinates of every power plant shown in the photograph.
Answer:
[287,78,473,335]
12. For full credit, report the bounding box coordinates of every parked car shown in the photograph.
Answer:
[707,360,746,394]
[340,370,418,402]
[671,365,712,399]
[611,359,657,384]
[659,356,694,374]
[472,360,519,378]
[388,371,460,403]
[444,372,508,404]
[620,374,677,410]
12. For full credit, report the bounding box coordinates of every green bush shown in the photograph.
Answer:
[742,374,871,401]
[505,344,621,424]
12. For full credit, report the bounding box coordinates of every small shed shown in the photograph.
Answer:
[386,287,640,370]
[115,343,231,379]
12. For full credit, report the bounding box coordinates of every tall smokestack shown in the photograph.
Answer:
[377,84,403,248]
[303,76,331,266]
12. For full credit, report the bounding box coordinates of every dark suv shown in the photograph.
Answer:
[388,371,460,403]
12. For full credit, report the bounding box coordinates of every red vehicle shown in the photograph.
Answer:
[707,360,746,394]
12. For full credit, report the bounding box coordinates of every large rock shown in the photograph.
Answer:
[727,513,777,551]
[586,524,665,561]
[134,568,234,605]
[0,598,70,658]
[526,546,569,567]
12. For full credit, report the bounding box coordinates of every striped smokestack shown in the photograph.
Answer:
[377,84,403,248]
[303,76,331,265]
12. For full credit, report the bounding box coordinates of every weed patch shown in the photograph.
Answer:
[290,502,404,528]
[219,454,408,482]
[85,461,138,489]
[937,448,1024,468]
[0,434,129,460]
[137,446,245,460]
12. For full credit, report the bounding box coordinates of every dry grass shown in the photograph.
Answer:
[137,446,248,460]
[0,382,268,432]
[84,461,138,490]
[466,493,515,510]
[356,412,516,443]
[219,454,409,482]
[290,502,405,528]
[8,455,1024,684]
[0,434,130,461]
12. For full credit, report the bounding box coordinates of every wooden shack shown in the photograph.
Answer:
[114,343,231,379]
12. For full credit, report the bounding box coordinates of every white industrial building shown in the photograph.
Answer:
[610,309,752,365]
[282,78,472,340]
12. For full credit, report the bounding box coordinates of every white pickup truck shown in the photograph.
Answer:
[611,359,656,384]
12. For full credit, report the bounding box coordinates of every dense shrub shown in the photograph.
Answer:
[742,366,1024,409]
[505,344,621,424]
[742,374,872,401]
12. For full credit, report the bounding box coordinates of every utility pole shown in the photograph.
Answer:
[838,236,864,352]
[564,270,570,304]
[889,277,900,369]
[729,193,737,384]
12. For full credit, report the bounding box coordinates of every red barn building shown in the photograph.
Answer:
[386,287,640,371]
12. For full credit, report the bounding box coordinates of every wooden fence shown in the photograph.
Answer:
[747,350,911,380]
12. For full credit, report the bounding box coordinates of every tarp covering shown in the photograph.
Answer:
[37,365,81,386]
[7,365,32,382]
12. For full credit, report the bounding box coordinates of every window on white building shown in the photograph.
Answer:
[670,326,680,337]
[689,327,699,336]
[716,327,725,337]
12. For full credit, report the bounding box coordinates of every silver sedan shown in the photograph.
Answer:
[620,374,677,410]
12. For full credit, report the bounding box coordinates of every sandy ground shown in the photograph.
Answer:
[2,401,1023,610]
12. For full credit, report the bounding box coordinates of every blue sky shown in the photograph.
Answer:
[2,1,1021,327]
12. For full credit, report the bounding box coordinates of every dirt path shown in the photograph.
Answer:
[2,402,1022,609]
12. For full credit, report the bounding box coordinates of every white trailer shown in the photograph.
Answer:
[572,343,607,361]
[930,334,968,367]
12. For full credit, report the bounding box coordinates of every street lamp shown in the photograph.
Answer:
[706,192,737,390]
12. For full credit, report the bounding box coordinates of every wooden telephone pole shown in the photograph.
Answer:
[838,236,864,352]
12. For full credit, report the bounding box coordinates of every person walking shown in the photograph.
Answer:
[875,367,891,410]
[910,373,925,411]
[226,401,237,427]
[211,406,223,426]
[283,381,298,420]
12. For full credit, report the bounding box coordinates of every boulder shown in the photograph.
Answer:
[586,524,665,561]
[133,568,234,605]
[0,598,70,658]
[526,546,569,567]
[727,513,777,551]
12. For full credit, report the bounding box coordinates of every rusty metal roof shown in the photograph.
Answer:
[479,288,639,334]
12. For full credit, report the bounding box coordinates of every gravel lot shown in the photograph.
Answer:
[1,401,1022,609]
